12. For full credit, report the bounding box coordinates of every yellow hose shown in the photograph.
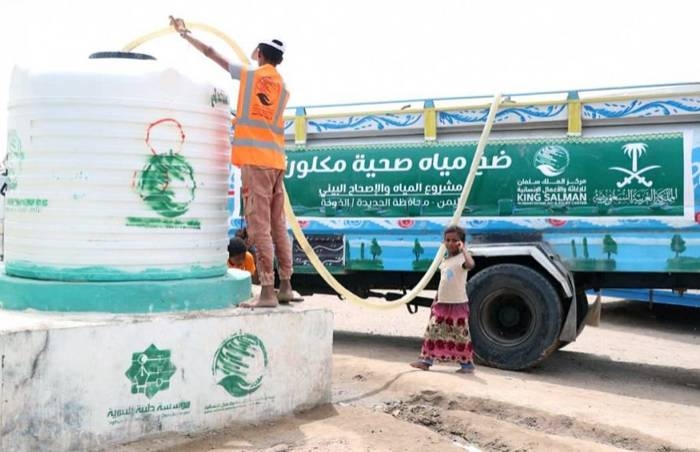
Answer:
[285,94,502,309]
[122,23,250,65]
[125,23,501,309]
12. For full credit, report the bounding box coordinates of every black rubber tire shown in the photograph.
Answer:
[468,264,563,370]
[558,289,589,350]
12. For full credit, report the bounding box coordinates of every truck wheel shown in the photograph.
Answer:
[558,289,589,350]
[468,264,562,370]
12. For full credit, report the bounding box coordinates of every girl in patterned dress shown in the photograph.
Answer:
[410,225,476,373]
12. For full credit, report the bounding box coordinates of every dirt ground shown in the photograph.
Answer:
[121,295,700,452]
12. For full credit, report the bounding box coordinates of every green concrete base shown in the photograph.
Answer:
[5,260,226,281]
[0,266,251,313]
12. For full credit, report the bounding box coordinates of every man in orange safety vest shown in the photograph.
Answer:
[171,16,295,308]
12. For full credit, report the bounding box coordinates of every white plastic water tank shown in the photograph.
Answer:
[5,52,232,281]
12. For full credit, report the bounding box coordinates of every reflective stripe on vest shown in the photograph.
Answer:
[231,65,289,169]
[234,138,284,153]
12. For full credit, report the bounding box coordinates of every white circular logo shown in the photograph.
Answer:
[534,145,570,177]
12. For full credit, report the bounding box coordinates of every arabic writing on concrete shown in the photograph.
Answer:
[106,400,191,425]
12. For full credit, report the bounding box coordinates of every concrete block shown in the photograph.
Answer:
[0,306,333,451]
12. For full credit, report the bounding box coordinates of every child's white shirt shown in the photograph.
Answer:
[436,253,469,304]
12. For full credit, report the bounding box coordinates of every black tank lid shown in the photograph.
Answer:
[89,51,156,60]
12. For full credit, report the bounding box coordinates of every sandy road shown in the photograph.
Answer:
[123,295,700,452]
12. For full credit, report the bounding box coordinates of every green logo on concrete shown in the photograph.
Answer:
[212,333,268,397]
[125,344,177,399]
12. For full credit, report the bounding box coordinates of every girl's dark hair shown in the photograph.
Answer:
[444,225,466,242]
[259,41,284,65]
[228,237,247,257]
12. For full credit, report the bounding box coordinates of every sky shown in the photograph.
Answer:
[2,0,700,160]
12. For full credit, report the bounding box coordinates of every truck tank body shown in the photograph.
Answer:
[227,86,700,296]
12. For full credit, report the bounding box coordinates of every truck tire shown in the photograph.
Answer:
[468,264,563,370]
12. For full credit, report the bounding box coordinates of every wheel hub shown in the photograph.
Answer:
[480,292,535,346]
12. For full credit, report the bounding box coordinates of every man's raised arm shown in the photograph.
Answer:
[169,16,231,72]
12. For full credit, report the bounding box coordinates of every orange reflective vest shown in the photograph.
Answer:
[231,64,289,170]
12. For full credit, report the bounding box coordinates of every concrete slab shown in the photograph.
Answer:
[0,305,333,451]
